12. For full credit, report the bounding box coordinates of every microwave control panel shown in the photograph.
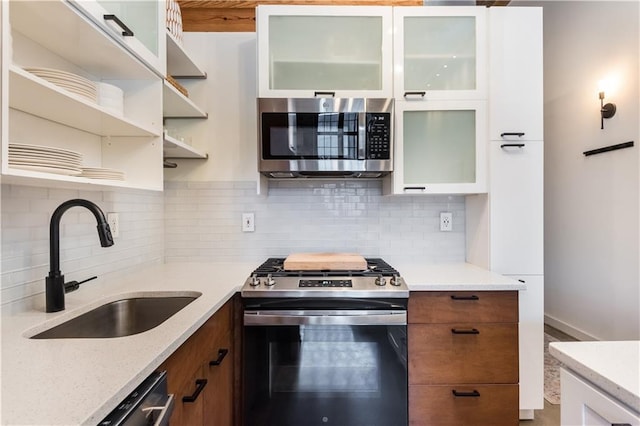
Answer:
[365,113,391,160]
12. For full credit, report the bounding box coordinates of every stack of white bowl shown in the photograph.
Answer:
[166,0,183,45]
[97,82,124,116]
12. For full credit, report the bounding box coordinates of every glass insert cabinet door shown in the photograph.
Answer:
[67,0,165,76]
[394,100,487,194]
[257,5,393,98]
[393,6,487,100]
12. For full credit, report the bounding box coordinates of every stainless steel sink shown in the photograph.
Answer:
[30,293,201,339]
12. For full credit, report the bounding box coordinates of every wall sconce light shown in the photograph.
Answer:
[599,91,617,130]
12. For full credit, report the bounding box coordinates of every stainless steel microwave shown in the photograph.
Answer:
[258,98,394,178]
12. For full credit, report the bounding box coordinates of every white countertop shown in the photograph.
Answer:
[398,262,525,291]
[1,261,522,425]
[549,340,640,413]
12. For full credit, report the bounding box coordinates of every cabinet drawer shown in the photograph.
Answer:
[409,323,518,384]
[409,384,519,426]
[169,364,207,425]
[165,301,232,371]
[408,291,518,323]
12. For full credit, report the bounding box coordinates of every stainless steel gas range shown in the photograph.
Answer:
[241,257,408,426]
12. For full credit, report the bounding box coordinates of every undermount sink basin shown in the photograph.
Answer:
[30,293,201,339]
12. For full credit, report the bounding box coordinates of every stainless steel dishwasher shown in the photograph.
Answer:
[99,370,174,426]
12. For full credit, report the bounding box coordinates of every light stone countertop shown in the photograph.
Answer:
[549,340,640,413]
[1,261,523,425]
[398,261,525,291]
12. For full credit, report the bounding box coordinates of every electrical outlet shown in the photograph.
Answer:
[107,212,119,238]
[242,213,255,232]
[440,212,453,232]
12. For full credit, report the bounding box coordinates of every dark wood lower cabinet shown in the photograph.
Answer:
[161,297,235,425]
[409,384,519,426]
[408,291,520,426]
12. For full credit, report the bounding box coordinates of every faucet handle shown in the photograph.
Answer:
[64,276,97,293]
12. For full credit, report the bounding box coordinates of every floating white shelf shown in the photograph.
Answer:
[166,31,207,78]
[163,132,208,159]
[162,80,208,118]
[9,66,160,138]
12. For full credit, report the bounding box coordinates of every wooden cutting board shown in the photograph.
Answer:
[283,253,367,271]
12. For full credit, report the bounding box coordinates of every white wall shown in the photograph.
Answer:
[162,33,468,266]
[0,185,164,309]
[537,0,640,340]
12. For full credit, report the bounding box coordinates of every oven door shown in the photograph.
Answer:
[243,308,407,426]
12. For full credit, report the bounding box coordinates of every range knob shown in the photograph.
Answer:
[265,273,276,286]
[375,275,386,286]
[250,274,260,286]
[390,275,402,286]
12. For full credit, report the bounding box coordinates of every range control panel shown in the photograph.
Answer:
[299,279,353,288]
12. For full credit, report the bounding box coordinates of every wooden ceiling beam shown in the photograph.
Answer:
[178,0,510,32]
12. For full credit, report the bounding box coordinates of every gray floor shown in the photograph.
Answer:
[519,325,578,426]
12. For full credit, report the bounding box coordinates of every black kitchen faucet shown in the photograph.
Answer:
[45,199,114,312]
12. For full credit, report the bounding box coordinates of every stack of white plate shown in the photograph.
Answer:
[8,143,83,176]
[97,82,124,116]
[80,167,125,181]
[23,67,97,103]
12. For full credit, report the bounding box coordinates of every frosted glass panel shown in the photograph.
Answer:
[403,110,475,184]
[403,16,476,91]
[99,1,159,55]
[269,16,383,90]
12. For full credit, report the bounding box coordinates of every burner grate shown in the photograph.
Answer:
[251,257,399,278]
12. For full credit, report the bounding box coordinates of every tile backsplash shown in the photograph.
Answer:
[1,184,164,307]
[1,180,466,307]
[164,180,466,265]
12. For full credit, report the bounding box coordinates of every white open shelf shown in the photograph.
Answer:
[9,67,159,137]
[166,31,207,78]
[163,131,208,159]
[162,80,208,118]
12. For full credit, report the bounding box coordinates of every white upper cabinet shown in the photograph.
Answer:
[389,100,487,194]
[2,0,164,191]
[257,5,393,98]
[393,6,488,101]
[489,7,543,141]
[67,0,166,77]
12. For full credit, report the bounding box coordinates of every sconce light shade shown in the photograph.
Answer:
[599,91,617,129]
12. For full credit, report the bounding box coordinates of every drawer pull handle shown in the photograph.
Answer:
[209,348,229,366]
[451,328,480,335]
[500,132,525,137]
[452,390,481,397]
[611,424,632,426]
[404,91,426,98]
[450,295,479,301]
[103,14,134,37]
[314,91,335,97]
[182,379,207,403]
[500,143,526,149]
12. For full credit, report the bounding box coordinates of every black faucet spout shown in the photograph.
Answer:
[46,199,114,313]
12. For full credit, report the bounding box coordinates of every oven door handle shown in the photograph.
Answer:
[244,310,406,326]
